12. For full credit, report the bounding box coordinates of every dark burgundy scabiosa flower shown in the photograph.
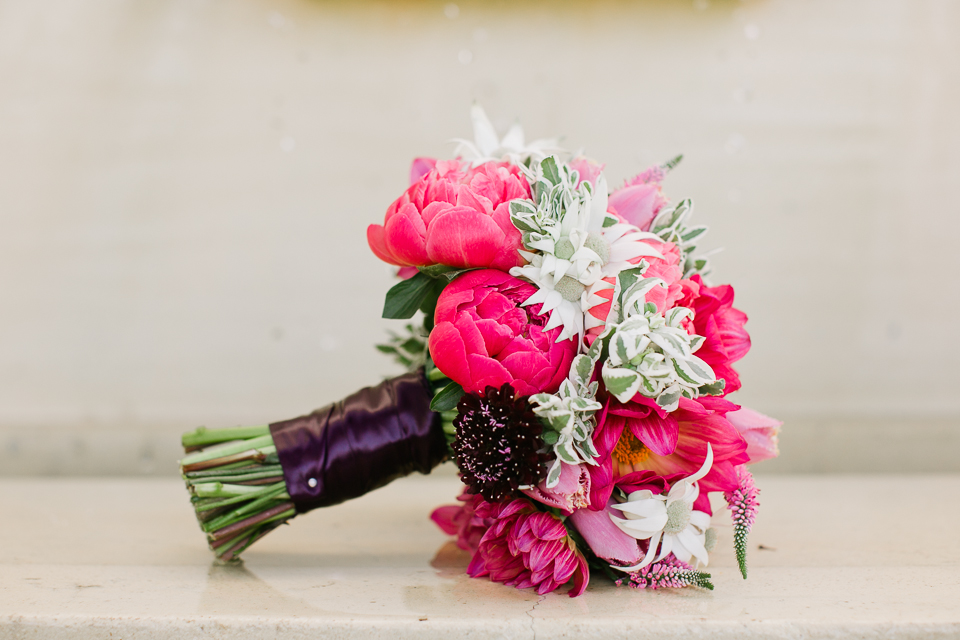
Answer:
[452,383,550,502]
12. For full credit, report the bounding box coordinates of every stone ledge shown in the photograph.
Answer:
[1,475,958,639]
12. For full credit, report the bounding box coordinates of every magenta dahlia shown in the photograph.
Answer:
[468,497,589,596]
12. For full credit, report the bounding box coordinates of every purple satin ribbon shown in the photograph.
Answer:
[269,369,446,514]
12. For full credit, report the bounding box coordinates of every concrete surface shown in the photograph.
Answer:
[1,474,958,638]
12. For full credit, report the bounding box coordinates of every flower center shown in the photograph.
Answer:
[664,500,691,535]
[554,237,576,260]
[583,232,610,265]
[555,276,586,302]
[612,429,650,465]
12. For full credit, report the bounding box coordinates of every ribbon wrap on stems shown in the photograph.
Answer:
[270,369,446,514]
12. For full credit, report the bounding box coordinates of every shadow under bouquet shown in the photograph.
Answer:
[179,107,781,597]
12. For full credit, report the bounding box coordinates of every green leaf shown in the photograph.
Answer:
[399,337,425,353]
[603,365,640,403]
[545,459,563,489]
[681,226,708,243]
[417,278,448,327]
[698,379,726,396]
[656,387,681,411]
[383,273,436,319]
[662,154,684,171]
[580,436,599,460]
[430,381,465,412]
[574,354,592,384]
[556,443,579,465]
[673,355,715,385]
[541,429,559,445]
[541,156,561,185]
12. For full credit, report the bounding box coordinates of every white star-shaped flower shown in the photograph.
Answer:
[609,443,715,571]
[452,105,562,166]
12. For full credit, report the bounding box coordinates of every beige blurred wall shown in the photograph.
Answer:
[1,0,958,475]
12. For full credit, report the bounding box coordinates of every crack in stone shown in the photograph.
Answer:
[525,595,546,640]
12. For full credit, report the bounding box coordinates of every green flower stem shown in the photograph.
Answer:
[181,425,271,450]
[427,367,448,382]
[181,425,295,560]
[202,484,289,534]
[181,446,278,473]
[194,483,288,512]
[191,482,271,498]
[180,435,275,466]
[184,464,283,481]
[208,502,295,542]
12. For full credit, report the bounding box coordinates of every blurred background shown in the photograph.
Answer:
[1,0,957,476]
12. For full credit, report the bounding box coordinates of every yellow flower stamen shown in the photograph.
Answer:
[613,429,650,465]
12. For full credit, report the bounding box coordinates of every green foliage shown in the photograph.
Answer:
[382,273,447,319]
[430,380,465,412]
[376,323,428,370]
[649,199,712,279]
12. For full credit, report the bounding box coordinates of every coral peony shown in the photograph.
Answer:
[679,275,750,395]
[468,497,589,596]
[588,396,749,511]
[367,158,531,272]
[429,269,578,396]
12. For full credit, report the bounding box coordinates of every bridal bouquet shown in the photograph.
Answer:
[179,107,780,597]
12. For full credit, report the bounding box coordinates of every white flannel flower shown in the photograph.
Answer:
[510,158,666,345]
[453,104,561,167]
[609,443,715,571]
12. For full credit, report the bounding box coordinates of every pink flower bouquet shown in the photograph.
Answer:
[372,107,781,596]
[178,107,779,597]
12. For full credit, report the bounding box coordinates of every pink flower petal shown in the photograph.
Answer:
[409,157,437,185]
[383,203,430,265]
[569,502,642,565]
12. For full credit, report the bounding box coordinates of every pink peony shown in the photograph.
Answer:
[429,269,578,396]
[727,406,781,464]
[522,463,591,515]
[679,275,751,395]
[588,396,749,512]
[367,159,531,272]
[607,165,669,231]
[468,497,589,596]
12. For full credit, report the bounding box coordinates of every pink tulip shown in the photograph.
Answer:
[522,463,591,514]
[607,166,669,231]
[567,156,605,187]
[726,406,781,464]
[367,159,531,272]
[429,269,578,396]
[468,497,589,596]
